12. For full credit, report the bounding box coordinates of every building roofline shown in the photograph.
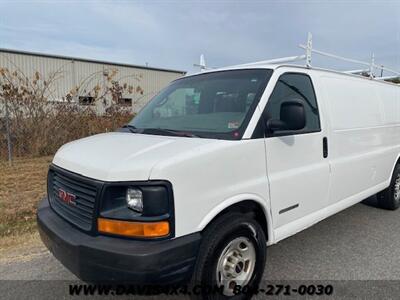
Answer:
[0,48,187,75]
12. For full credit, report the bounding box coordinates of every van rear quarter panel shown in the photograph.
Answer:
[319,74,400,205]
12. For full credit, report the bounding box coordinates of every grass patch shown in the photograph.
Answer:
[0,156,52,240]
[0,231,42,256]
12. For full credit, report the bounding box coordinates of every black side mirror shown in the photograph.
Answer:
[266,119,287,132]
[266,100,306,133]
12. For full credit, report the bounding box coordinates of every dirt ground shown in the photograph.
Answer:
[0,156,52,249]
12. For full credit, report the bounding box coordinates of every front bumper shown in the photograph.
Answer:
[37,197,201,284]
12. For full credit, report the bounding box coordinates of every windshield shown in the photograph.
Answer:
[129,69,273,140]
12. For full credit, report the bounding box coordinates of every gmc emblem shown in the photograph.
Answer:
[58,188,77,206]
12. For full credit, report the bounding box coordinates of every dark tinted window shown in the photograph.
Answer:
[265,73,320,134]
[79,96,95,106]
[118,97,132,106]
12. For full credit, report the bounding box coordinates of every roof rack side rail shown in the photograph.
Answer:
[344,69,370,74]
[376,75,400,81]
[238,55,306,66]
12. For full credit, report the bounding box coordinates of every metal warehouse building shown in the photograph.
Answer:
[0,48,186,113]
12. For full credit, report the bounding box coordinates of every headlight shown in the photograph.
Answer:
[126,188,143,213]
[99,182,173,238]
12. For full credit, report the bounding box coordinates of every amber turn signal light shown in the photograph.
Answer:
[98,218,170,238]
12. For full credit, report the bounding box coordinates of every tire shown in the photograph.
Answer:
[377,163,400,210]
[190,212,267,300]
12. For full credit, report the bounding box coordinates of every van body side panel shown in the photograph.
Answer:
[321,75,400,206]
[380,84,400,172]
[262,68,400,243]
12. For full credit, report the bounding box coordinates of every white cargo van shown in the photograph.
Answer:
[37,63,400,298]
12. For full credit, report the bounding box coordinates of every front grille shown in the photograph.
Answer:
[48,167,99,231]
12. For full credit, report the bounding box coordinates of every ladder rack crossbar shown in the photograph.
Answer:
[299,44,371,67]
[378,66,400,76]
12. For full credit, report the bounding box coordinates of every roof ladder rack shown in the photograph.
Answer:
[298,33,400,81]
[194,32,400,83]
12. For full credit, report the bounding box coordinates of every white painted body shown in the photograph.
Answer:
[53,64,400,245]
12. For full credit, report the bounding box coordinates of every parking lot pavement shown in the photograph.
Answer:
[265,196,400,280]
[1,196,400,298]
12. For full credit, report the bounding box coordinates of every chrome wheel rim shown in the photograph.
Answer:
[216,237,256,296]
[394,174,400,202]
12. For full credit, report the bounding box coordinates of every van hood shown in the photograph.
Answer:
[53,132,219,181]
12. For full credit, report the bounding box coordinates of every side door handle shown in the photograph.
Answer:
[323,137,328,158]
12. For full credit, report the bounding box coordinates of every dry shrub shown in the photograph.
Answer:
[19,111,133,157]
[0,108,134,158]
[0,66,140,159]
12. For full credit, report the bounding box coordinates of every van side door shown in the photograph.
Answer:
[263,72,330,234]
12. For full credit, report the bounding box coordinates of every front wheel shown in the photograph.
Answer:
[190,212,267,299]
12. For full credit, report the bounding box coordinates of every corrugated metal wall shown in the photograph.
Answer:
[0,49,185,113]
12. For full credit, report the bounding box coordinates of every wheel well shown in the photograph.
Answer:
[204,200,269,242]
[393,156,400,176]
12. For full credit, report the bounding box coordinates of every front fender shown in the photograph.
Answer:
[196,193,275,245]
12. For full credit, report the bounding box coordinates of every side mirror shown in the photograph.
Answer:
[266,119,287,132]
[266,100,306,133]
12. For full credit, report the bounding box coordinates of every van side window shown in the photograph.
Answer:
[265,73,321,135]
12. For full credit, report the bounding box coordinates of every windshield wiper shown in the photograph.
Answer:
[142,128,200,138]
[121,124,140,133]
[121,125,200,138]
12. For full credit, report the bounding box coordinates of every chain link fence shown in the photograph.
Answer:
[2,100,12,165]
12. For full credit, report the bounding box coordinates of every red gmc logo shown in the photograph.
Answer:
[58,188,77,206]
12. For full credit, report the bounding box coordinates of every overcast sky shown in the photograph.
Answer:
[1,0,399,75]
